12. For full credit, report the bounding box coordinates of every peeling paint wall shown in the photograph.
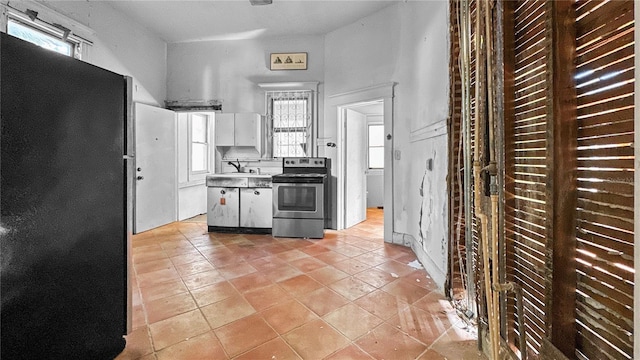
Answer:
[324,1,450,289]
[410,126,449,288]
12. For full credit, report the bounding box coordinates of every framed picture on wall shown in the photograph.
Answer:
[270,52,307,70]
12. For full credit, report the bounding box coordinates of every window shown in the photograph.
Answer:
[4,8,88,59]
[267,90,313,158]
[189,114,210,174]
[8,19,73,56]
[368,124,384,169]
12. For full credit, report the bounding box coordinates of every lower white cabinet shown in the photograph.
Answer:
[240,188,273,228]
[207,185,272,229]
[207,187,240,227]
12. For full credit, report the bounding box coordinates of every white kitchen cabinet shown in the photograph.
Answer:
[240,188,272,228]
[234,113,260,146]
[215,112,263,150]
[214,113,235,146]
[207,186,240,227]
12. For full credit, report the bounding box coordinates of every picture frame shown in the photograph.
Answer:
[270,52,307,70]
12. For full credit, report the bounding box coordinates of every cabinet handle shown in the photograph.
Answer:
[254,190,260,196]
[136,176,144,180]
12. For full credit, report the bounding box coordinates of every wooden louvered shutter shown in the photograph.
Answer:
[447,0,482,318]
[504,0,548,356]
[574,1,635,359]
[448,0,466,299]
[468,0,482,319]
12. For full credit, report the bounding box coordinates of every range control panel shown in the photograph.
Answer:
[283,157,327,168]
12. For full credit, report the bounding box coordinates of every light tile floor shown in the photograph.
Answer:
[116,208,486,360]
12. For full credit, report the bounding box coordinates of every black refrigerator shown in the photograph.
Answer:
[1,33,130,358]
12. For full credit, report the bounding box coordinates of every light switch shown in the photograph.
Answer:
[394,150,401,160]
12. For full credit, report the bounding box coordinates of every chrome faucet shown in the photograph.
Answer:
[228,159,241,172]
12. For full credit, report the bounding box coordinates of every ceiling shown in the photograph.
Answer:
[101,0,400,43]
[348,100,383,115]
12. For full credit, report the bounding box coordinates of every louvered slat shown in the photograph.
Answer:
[576,255,633,296]
[577,220,634,252]
[576,295,633,335]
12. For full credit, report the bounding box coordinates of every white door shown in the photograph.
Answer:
[344,108,367,228]
[134,103,177,233]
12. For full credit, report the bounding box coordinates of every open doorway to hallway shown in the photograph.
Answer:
[340,100,384,239]
[329,82,394,242]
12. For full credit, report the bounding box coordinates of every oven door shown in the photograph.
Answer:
[273,182,324,219]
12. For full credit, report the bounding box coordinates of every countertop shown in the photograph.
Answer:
[206,173,272,188]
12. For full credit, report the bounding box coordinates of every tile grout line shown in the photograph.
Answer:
[129,210,474,360]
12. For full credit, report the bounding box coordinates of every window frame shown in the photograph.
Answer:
[187,113,212,182]
[367,123,385,170]
[266,90,314,158]
[2,4,92,60]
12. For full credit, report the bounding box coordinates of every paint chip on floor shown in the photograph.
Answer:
[407,260,424,269]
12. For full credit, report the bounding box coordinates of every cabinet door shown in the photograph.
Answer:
[215,113,235,146]
[207,187,240,227]
[234,113,259,147]
[240,188,273,228]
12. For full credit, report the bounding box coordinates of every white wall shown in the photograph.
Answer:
[38,1,167,106]
[167,35,324,116]
[325,1,450,289]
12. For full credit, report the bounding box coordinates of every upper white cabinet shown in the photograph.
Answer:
[214,113,235,146]
[215,112,264,157]
[234,113,260,146]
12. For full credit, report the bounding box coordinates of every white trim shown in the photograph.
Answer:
[328,82,396,102]
[410,119,447,142]
[258,81,319,91]
[178,180,206,189]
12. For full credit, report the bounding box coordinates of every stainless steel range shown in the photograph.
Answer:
[272,157,330,238]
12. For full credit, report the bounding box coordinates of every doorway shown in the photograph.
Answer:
[328,82,395,242]
[340,101,384,233]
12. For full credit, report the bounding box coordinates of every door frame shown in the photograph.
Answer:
[328,82,395,242]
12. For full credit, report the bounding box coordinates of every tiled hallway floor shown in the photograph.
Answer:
[116,209,486,360]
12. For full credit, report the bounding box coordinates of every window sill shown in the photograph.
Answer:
[179,179,206,189]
